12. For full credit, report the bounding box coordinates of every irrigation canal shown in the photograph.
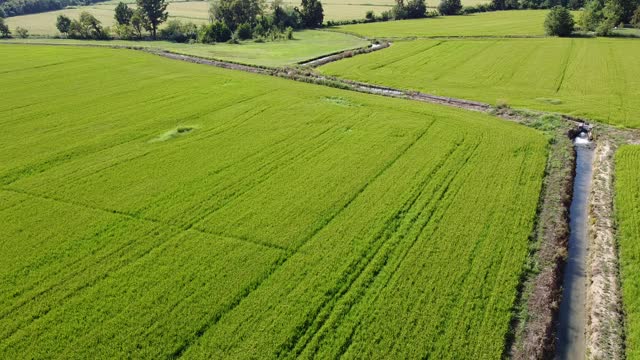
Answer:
[556,141,595,359]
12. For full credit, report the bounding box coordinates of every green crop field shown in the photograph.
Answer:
[330,10,560,38]
[0,44,547,358]
[320,38,640,128]
[616,146,640,360]
[1,30,369,67]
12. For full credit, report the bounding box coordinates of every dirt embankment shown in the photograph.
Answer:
[586,141,625,360]
[510,132,575,360]
[298,42,390,68]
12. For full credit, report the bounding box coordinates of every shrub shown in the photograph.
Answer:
[15,26,29,38]
[544,6,575,36]
[285,26,293,39]
[235,22,252,40]
[159,19,198,42]
[198,21,231,43]
[438,0,462,15]
[112,23,137,39]
[365,10,375,21]
[461,3,494,14]
[595,16,615,35]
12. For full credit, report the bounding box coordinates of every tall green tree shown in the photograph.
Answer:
[581,0,604,30]
[137,0,168,38]
[602,0,624,25]
[300,0,323,27]
[544,5,575,36]
[56,14,72,35]
[632,5,640,27]
[114,2,134,25]
[0,17,10,38]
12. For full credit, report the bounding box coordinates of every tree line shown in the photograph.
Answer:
[542,0,640,37]
[51,0,324,42]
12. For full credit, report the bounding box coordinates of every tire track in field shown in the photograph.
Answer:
[0,132,150,186]
[283,137,464,357]
[555,38,574,94]
[0,222,183,342]
[0,191,289,345]
[0,187,288,338]
[431,40,499,82]
[370,41,443,70]
[293,137,483,359]
[184,124,344,230]
[169,122,436,359]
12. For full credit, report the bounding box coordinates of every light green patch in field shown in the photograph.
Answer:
[0,45,546,359]
[0,30,368,66]
[536,97,563,105]
[616,146,640,360]
[151,126,198,142]
[320,37,640,128]
[330,10,577,38]
[324,95,361,107]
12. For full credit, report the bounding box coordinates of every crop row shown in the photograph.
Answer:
[616,146,640,359]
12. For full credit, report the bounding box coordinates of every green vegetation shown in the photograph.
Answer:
[320,38,640,127]
[4,1,209,36]
[616,145,640,360]
[0,30,368,66]
[330,10,561,37]
[544,5,574,36]
[0,44,547,358]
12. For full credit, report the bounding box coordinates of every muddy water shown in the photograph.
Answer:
[556,143,595,360]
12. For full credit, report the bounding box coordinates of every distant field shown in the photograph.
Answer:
[5,1,209,36]
[330,10,559,38]
[5,0,490,35]
[0,45,546,358]
[320,38,640,127]
[1,30,369,66]
[616,145,640,360]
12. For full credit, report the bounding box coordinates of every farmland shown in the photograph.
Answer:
[616,146,640,359]
[4,0,492,35]
[330,10,559,38]
[320,37,640,128]
[1,30,369,66]
[0,45,547,358]
[4,1,210,36]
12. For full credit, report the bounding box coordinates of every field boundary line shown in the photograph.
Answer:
[0,187,288,252]
[554,38,574,93]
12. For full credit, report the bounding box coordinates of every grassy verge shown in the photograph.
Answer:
[0,30,369,67]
